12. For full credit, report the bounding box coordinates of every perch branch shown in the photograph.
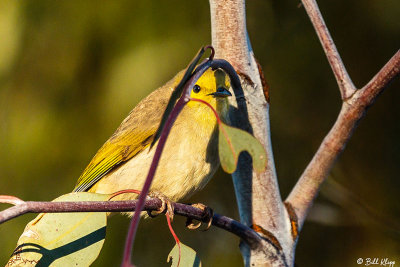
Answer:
[0,197,265,250]
[287,49,400,229]
[301,0,356,99]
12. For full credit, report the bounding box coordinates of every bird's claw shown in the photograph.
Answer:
[186,203,213,231]
[146,191,174,221]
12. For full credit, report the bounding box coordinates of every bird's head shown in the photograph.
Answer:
[187,68,231,122]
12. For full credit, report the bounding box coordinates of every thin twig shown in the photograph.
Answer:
[121,47,216,267]
[0,195,24,206]
[301,0,356,99]
[287,50,400,228]
[0,198,263,249]
[356,50,400,103]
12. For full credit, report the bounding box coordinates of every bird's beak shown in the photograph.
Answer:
[208,87,232,98]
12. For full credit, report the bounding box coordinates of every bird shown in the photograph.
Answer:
[72,68,232,213]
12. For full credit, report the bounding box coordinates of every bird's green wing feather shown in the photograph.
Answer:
[73,72,183,192]
[73,129,155,192]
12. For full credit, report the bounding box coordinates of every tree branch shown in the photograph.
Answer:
[301,0,357,99]
[357,50,400,104]
[209,1,290,265]
[0,197,265,250]
[210,0,284,236]
[287,49,400,229]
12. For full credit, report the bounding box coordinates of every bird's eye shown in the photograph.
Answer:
[193,85,201,93]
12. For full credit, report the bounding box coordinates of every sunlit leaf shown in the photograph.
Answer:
[167,242,201,267]
[218,122,267,173]
[6,192,108,267]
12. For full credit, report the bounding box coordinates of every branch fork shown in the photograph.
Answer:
[210,0,399,266]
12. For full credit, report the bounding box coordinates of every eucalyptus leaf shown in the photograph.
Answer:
[6,192,108,267]
[218,122,267,173]
[167,242,202,267]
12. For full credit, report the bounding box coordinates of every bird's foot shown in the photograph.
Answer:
[186,203,213,231]
[146,191,174,221]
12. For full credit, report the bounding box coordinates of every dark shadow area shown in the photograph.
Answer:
[10,227,106,266]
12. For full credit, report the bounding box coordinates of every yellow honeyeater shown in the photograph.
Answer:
[73,68,231,204]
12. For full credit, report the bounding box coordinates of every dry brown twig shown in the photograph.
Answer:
[285,0,400,230]
[299,0,357,100]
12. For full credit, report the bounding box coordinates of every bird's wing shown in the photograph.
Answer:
[73,129,155,192]
[73,74,181,192]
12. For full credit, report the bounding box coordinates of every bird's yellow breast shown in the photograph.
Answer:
[91,103,220,201]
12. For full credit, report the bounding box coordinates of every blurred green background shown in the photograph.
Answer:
[0,0,399,266]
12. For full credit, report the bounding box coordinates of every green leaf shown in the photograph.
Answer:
[6,192,108,267]
[167,242,202,267]
[218,122,267,174]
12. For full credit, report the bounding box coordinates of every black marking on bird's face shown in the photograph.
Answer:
[208,87,232,98]
[193,84,201,93]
